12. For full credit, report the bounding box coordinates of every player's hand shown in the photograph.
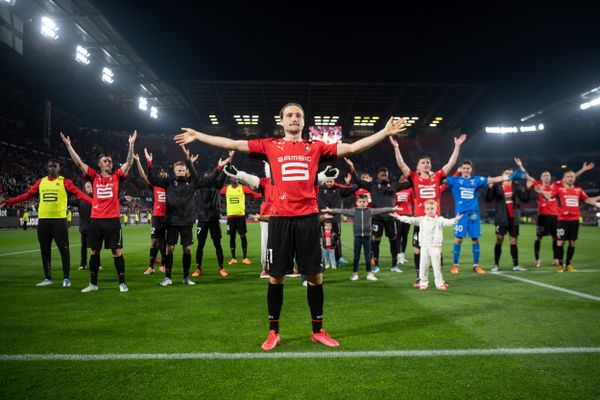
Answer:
[228,150,235,160]
[343,157,354,168]
[514,157,525,170]
[144,148,153,162]
[133,154,140,162]
[174,128,199,145]
[218,157,230,168]
[582,162,595,171]
[384,117,408,136]
[321,208,332,212]
[190,154,199,163]
[60,132,71,146]
[124,195,133,202]
[180,144,190,160]
[454,134,467,146]
[344,173,352,185]
[128,130,137,145]
[223,164,239,177]
[388,136,399,147]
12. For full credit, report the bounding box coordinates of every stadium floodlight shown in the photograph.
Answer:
[138,97,148,111]
[75,46,90,65]
[274,116,281,125]
[537,123,544,130]
[580,97,600,110]
[353,116,379,126]
[150,107,158,119]
[41,17,59,40]
[101,67,113,84]
[485,126,518,134]
[3,0,16,6]
[209,114,219,125]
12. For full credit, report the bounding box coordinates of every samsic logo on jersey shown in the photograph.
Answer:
[96,184,114,199]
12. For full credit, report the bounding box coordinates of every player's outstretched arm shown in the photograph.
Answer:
[336,117,407,157]
[389,136,411,176]
[223,165,260,190]
[575,162,595,179]
[120,130,137,175]
[133,154,150,185]
[60,132,88,174]
[442,134,467,176]
[488,174,508,184]
[174,128,249,153]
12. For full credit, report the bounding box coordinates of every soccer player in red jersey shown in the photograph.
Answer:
[175,103,407,350]
[132,153,168,275]
[394,176,413,266]
[390,134,467,285]
[529,162,595,267]
[61,131,137,293]
[536,170,600,272]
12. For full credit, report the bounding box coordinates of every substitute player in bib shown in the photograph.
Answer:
[220,177,261,265]
[536,170,600,272]
[390,134,466,286]
[175,103,407,350]
[0,159,92,287]
[61,131,136,293]
[446,160,510,274]
[133,153,168,275]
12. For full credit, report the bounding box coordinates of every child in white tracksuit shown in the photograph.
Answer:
[394,200,461,291]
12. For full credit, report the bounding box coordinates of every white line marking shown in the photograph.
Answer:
[1,347,599,361]
[492,272,600,301]
[0,244,79,257]
[501,270,600,274]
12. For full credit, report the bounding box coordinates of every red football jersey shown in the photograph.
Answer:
[409,169,445,216]
[551,182,588,221]
[259,177,273,217]
[355,188,373,208]
[148,184,167,217]
[86,167,126,219]
[502,182,514,218]
[324,230,335,249]
[248,138,337,216]
[533,179,558,216]
[395,188,413,216]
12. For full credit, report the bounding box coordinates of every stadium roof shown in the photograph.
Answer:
[182,80,484,136]
[1,0,191,131]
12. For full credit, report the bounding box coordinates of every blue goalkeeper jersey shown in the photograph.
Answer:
[446,175,488,214]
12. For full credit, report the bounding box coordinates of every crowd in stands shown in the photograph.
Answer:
[1,120,599,223]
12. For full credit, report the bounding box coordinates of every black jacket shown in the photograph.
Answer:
[195,168,227,222]
[485,181,531,226]
[69,198,91,233]
[355,170,411,221]
[149,159,219,226]
[318,183,358,224]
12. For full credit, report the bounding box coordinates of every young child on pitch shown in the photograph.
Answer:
[324,194,396,281]
[393,199,461,291]
[321,220,338,270]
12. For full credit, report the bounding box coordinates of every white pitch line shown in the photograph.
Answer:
[1,347,599,361]
[492,272,600,301]
[0,244,79,257]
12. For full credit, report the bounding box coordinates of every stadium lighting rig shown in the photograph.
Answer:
[3,0,16,6]
[40,16,59,40]
[150,107,158,119]
[429,116,443,128]
[75,46,90,65]
[485,124,545,134]
[274,116,281,126]
[138,97,148,111]
[580,97,600,110]
[209,115,219,125]
[234,115,259,125]
[314,116,339,126]
[353,116,380,127]
[101,67,114,84]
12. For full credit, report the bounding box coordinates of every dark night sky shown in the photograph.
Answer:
[95,0,600,130]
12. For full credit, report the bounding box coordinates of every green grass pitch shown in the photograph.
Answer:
[1,222,599,399]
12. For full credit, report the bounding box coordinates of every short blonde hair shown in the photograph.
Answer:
[424,199,438,208]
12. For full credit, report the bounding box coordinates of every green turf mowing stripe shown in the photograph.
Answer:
[492,271,600,301]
